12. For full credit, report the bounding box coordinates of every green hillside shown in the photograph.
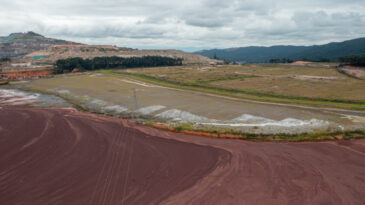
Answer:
[196,38,365,63]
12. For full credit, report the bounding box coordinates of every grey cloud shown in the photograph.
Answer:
[183,14,233,28]
[0,0,364,50]
[292,10,365,37]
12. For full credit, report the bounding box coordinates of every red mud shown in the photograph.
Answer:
[0,108,227,205]
[137,125,365,204]
[1,107,365,204]
[0,70,52,80]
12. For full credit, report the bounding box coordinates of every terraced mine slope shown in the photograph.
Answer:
[0,32,219,80]
[0,32,74,58]
[26,45,219,65]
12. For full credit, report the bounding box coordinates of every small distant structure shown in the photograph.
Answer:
[11,62,32,67]
[72,68,81,73]
[291,61,312,66]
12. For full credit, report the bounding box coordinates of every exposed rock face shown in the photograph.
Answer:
[27,44,219,65]
[0,32,75,58]
[0,32,220,68]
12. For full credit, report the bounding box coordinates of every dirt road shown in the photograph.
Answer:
[1,107,365,204]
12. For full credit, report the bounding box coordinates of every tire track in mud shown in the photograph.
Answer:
[133,124,365,205]
[1,107,365,204]
[0,107,226,205]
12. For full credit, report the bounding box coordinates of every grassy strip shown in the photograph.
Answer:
[144,121,365,142]
[196,84,365,105]
[192,75,258,84]
[103,70,365,110]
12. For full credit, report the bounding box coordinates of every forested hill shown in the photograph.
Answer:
[195,38,365,63]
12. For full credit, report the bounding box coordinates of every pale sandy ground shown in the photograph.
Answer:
[11,73,365,134]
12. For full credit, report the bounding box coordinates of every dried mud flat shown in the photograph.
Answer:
[17,73,365,134]
[1,107,365,205]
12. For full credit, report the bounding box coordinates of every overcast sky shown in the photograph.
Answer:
[1,0,364,51]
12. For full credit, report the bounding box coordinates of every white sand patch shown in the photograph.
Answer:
[136,105,166,115]
[338,125,345,131]
[90,99,108,106]
[0,90,19,98]
[1,97,37,104]
[201,117,329,128]
[0,89,72,108]
[56,89,70,94]
[119,79,156,87]
[81,96,108,109]
[102,105,128,114]
[155,109,208,122]
[342,115,365,123]
[0,89,39,106]
[232,114,274,123]
[89,73,102,77]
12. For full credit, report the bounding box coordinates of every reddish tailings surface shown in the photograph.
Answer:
[1,107,365,204]
[0,70,52,80]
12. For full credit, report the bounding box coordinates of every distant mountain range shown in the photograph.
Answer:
[0,31,75,58]
[195,38,365,63]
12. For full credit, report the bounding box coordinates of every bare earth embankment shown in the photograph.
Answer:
[1,92,365,204]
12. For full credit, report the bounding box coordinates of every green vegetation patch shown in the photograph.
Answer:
[340,54,365,66]
[193,75,258,84]
[144,120,365,142]
[54,56,183,74]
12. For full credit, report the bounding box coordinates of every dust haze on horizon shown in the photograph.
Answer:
[1,0,365,51]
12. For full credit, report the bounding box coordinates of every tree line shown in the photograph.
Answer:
[54,56,183,74]
[269,58,294,63]
[0,57,10,62]
[340,55,365,66]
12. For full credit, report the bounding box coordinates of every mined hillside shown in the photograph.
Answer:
[26,44,218,65]
[0,32,76,58]
[0,32,218,65]
[0,32,219,79]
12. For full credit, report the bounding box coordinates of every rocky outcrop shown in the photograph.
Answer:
[0,32,76,58]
